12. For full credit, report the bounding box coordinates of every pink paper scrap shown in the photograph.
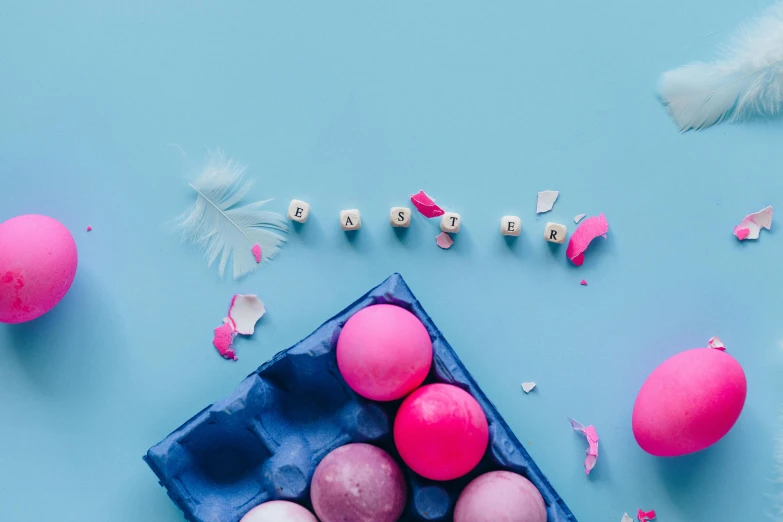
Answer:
[252,243,262,263]
[566,213,609,266]
[568,417,599,475]
[637,509,656,522]
[708,336,726,351]
[580,280,588,286]
[411,190,445,218]
[733,205,772,241]
[86,225,92,232]
[436,232,454,249]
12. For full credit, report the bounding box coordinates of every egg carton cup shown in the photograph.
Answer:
[144,273,579,522]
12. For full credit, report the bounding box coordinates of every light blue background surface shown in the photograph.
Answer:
[2,1,783,521]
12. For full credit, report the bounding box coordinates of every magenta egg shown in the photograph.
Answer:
[240,500,317,522]
[632,348,747,456]
[337,304,432,401]
[310,443,407,522]
[454,471,547,522]
[394,383,489,481]
[0,215,78,324]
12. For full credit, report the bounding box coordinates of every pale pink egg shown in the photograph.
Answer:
[632,348,746,457]
[0,215,78,324]
[310,443,407,522]
[240,501,317,522]
[454,471,547,522]
[394,383,488,481]
[337,304,432,401]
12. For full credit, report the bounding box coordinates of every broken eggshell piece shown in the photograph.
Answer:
[228,294,266,335]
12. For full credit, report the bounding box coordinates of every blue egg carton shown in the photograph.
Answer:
[145,274,579,522]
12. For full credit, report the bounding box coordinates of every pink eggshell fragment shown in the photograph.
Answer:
[436,232,453,249]
[0,214,78,324]
[240,500,317,522]
[632,348,746,456]
[411,190,445,218]
[310,443,407,522]
[394,383,489,481]
[566,213,608,266]
[228,294,266,335]
[86,225,92,232]
[454,471,547,522]
[212,320,237,360]
[337,304,433,401]
[251,243,262,263]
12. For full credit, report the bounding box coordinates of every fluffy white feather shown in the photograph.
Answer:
[178,153,287,280]
[659,1,783,131]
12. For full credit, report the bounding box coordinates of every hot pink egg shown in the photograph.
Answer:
[632,348,746,457]
[394,383,489,481]
[0,215,78,324]
[240,500,317,522]
[337,304,433,401]
[454,471,547,522]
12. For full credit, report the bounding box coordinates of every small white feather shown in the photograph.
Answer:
[659,1,783,131]
[177,152,287,280]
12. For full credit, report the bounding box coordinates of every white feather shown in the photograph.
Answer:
[177,152,287,280]
[659,1,783,131]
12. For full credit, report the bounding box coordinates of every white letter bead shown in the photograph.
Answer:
[390,207,412,228]
[340,209,361,231]
[500,216,521,236]
[287,199,310,223]
[440,212,461,233]
[544,222,567,244]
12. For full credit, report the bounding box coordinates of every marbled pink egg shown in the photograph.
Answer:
[310,443,407,522]
[454,471,547,522]
[632,348,746,456]
[0,215,78,324]
[240,500,317,522]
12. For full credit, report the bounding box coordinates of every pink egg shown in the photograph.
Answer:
[240,501,317,522]
[394,383,488,481]
[0,215,78,324]
[310,443,407,522]
[454,471,547,522]
[337,304,433,401]
[632,348,747,456]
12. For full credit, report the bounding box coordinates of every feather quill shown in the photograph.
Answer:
[659,1,783,131]
[177,153,287,280]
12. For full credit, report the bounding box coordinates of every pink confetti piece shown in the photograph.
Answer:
[708,336,726,351]
[566,213,609,266]
[86,225,92,232]
[436,232,454,249]
[733,205,772,240]
[212,320,238,360]
[411,190,445,218]
[580,280,588,286]
[637,509,656,522]
[251,243,262,263]
[568,417,599,475]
